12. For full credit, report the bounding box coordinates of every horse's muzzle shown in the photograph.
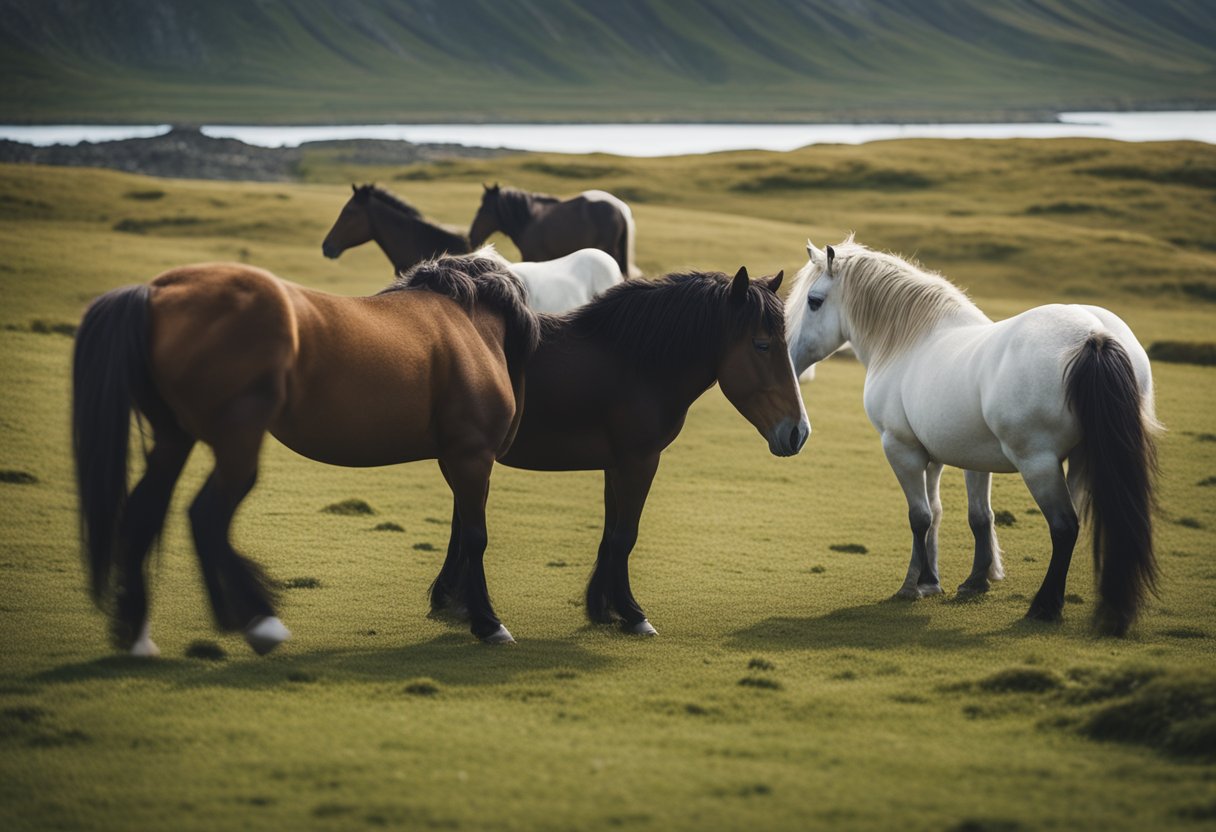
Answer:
[321,243,341,259]
[768,417,811,457]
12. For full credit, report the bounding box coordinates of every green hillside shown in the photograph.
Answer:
[2,0,1215,123]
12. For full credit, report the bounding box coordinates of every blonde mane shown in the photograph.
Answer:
[790,238,988,364]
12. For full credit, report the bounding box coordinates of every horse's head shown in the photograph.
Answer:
[717,267,810,457]
[468,183,501,248]
[321,184,374,259]
[787,239,848,374]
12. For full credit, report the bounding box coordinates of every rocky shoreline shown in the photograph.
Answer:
[0,126,511,181]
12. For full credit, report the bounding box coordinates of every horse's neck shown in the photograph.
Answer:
[368,200,418,269]
[844,290,988,369]
[498,195,538,240]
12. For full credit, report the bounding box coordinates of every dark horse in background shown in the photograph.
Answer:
[430,267,809,635]
[73,251,538,653]
[322,184,470,270]
[469,183,640,278]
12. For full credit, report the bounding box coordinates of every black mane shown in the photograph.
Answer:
[357,184,422,219]
[540,272,785,374]
[384,250,540,380]
[492,187,558,237]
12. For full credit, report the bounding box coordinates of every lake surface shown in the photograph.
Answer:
[2,112,1213,156]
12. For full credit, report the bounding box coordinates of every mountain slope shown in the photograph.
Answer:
[2,0,1214,123]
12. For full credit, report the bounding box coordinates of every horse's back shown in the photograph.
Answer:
[886,303,1146,469]
[277,289,516,466]
[510,249,622,313]
[579,189,632,220]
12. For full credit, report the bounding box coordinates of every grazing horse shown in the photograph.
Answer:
[429,267,810,634]
[321,184,470,268]
[469,183,640,278]
[785,236,1159,635]
[72,250,538,654]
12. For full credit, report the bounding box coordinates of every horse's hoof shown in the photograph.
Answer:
[129,621,159,658]
[957,579,990,596]
[893,586,921,601]
[917,583,944,597]
[244,616,291,655]
[482,625,515,645]
[1024,604,1062,624]
[428,604,470,623]
[624,619,658,636]
[129,636,160,658]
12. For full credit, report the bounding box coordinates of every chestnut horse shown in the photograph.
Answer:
[72,251,538,655]
[469,184,640,278]
[321,184,470,269]
[429,267,809,635]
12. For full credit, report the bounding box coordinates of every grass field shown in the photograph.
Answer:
[0,139,1214,831]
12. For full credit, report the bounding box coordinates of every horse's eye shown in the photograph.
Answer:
[753,339,770,352]
[807,296,823,312]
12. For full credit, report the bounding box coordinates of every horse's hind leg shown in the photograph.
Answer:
[1016,454,1078,623]
[958,470,1005,595]
[428,495,470,621]
[439,452,511,643]
[882,434,938,600]
[188,393,287,654]
[113,425,194,655]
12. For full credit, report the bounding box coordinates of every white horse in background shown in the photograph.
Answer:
[503,247,624,314]
[786,235,1160,635]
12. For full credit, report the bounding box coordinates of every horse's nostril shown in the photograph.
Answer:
[790,424,808,453]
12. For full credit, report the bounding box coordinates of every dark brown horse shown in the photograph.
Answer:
[469,184,639,278]
[322,184,470,270]
[430,267,809,634]
[73,251,538,655]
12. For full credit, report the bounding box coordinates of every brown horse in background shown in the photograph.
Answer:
[72,251,538,654]
[322,184,470,270]
[469,184,640,278]
[430,267,809,635]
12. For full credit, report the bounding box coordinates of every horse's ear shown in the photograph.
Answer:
[826,246,836,271]
[730,266,750,305]
[767,270,784,293]
[351,183,357,193]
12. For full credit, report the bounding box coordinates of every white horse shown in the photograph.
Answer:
[786,235,1160,635]
[507,247,624,314]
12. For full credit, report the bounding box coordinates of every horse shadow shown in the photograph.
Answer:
[29,633,612,692]
[726,599,993,652]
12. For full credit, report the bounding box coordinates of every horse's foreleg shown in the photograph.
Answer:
[959,470,1005,594]
[113,428,194,655]
[923,461,944,594]
[881,435,939,599]
[440,452,510,643]
[1017,455,1078,623]
[589,456,659,635]
[585,471,619,625]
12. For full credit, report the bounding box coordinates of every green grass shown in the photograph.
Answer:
[0,139,1214,830]
[2,0,1214,123]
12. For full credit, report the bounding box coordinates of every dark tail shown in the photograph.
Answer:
[72,285,154,604]
[1065,333,1158,636]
